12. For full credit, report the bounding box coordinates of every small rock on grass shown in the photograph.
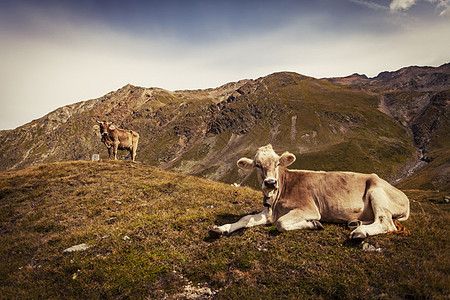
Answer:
[361,241,382,252]
[63,243,92,253]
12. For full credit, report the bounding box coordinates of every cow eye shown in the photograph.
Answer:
[276,161,280,167]
[255,163,262,169]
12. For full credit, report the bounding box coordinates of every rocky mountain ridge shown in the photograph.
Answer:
[1,63,448,191]
[326,63,450,92]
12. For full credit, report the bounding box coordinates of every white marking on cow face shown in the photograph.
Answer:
[237,144,296,196]
[254,145,281,194]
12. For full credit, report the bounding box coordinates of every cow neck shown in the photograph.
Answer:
[272,167,286,207]
[102,135,114,147]
[263,195,271,207]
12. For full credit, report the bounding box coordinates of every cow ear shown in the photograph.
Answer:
[108,125,116,130]
[237,158,254,170]
[279,152,296,167]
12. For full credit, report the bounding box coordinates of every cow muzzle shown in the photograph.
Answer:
[263,178,278,190]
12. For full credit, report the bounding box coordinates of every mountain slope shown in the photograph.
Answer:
[327,63,449,191]
[0,64,448,191]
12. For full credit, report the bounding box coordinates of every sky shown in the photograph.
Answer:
[0,0,449,130]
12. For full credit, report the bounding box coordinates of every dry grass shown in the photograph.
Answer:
[0,161,448,299]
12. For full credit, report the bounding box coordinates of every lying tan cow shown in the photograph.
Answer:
[97,121,139,162]
[210,144,410,239]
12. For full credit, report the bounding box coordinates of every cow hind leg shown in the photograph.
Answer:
[129,149,135,161]
[350,217,397,239]
[349,188,397,239]
[131,147,137,162]
[347,220,372,231]
[132,140,138,162]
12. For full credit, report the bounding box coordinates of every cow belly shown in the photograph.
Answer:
[319,200,373,223]
[118,144,132,150]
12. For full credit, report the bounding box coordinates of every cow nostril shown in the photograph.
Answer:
[264,179,277,188]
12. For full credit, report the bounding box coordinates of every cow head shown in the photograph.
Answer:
[237,144,296,198]
[96,121,114,140]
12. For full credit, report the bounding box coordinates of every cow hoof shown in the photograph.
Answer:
[350,230,367,239]
[208,227,225,238]
[311,220,324,230]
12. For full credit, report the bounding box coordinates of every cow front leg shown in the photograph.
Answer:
[210,208,270,237]
[113,143,119,160]
[276,210,323,232]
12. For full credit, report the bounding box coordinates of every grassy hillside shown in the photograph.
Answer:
[1,161,448,299]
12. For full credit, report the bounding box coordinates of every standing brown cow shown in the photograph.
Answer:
[97,121,139,162]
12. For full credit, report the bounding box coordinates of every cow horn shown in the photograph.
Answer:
[96,120,103,124]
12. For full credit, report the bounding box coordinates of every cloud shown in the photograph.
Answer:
[349,0,389,11]
[352,0,450,17]
[431,0,450,15]
[389,0,450,15]
[390,0,417,12]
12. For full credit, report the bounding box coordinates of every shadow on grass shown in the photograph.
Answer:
[268,227,282,236]
[342,237,365,248]
[213,213,243,225]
